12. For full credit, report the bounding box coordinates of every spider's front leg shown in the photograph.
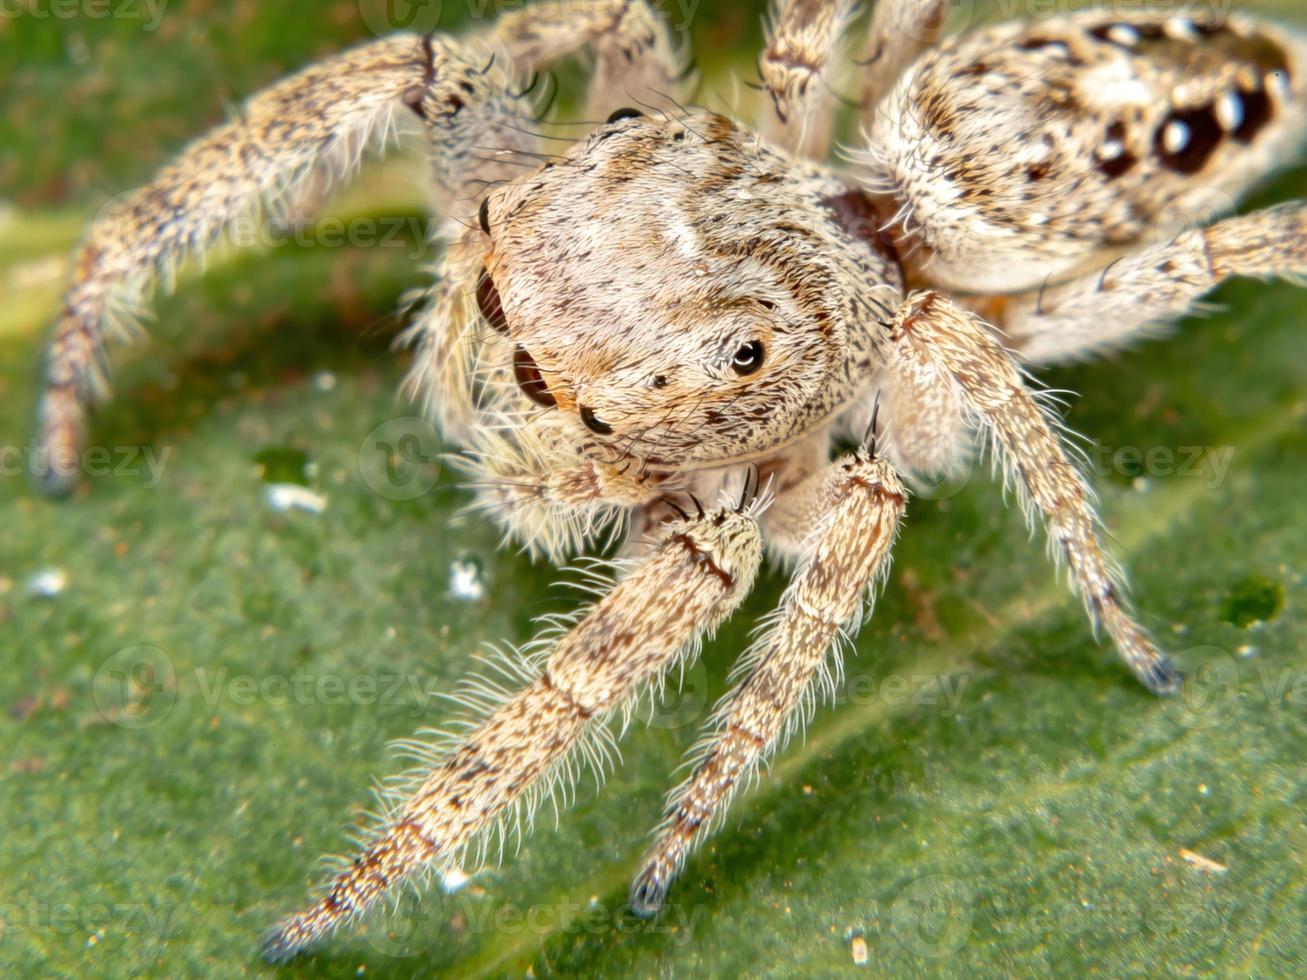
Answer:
[631,447,906,915]
[35,33,538,494]
[890,291,1179,693]
[263,503,762,961]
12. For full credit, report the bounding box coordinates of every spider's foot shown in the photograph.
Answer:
[259,917,318,965]
[628,868,669,920]
[1139,654,1183,697]
[33,388,86,498]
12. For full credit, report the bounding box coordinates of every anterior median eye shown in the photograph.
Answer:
[477,268,509,335]
[732,340,765,376]
[513,346,556,408]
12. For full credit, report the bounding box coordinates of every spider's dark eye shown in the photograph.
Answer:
[731,340,765,376]
[652,375,669,389]
[513,346,556,408]
[477,268,509,336]
[606,107,643,124]
[580,405,614,435]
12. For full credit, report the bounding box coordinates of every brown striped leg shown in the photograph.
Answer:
[35,33,539,494]
[492,0,684,122]
[1000,203,1307,364]
[891,290,1179,693]
[757,0,857,159]
[631,449,906,915]
[263,504,762,962]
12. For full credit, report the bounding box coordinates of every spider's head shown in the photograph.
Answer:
[474,108,897,467]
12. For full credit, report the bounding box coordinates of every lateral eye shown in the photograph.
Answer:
[580,405,614,435]
[606,107,643,124]
[477,268,509,336]
[513,346,556,408]
[731,340,765,376]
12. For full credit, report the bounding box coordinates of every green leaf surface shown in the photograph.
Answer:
[2,3,1305,977]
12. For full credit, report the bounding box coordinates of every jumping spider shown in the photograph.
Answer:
[35,0,1307,962]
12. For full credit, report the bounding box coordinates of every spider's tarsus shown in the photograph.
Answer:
[33,459,78,499]
[259,921,312,965]
[627,872,667,920]
[33,390,86,497]
[1142,656,1183,697]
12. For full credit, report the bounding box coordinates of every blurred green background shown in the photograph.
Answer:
[1,1,1305,976]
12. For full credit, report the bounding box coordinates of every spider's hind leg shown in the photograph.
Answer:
[998,202,1307,364]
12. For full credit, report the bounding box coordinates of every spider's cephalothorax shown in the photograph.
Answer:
[475,109,901,467]
[33,0,1307,961]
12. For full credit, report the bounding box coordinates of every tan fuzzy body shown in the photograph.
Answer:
[30,0,1307,962]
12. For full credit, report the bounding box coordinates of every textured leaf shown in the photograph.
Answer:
[1,3,1304,977]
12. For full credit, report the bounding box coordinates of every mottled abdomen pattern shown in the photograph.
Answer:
[872,11,1307,292]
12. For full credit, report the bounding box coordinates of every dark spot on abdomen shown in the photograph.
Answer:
[1097,120,1138,180]
[1154,104,1224,175]
[1232,85,1274,144]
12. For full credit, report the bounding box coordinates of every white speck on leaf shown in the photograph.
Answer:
[449,559,485,601]
[265,484,327,514]
[27,568,67,597]
[440,867,470,892]
[851,935,868,966]
[1180,848,1228,874]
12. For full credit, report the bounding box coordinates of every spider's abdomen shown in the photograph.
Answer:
[870,10,1307,294]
